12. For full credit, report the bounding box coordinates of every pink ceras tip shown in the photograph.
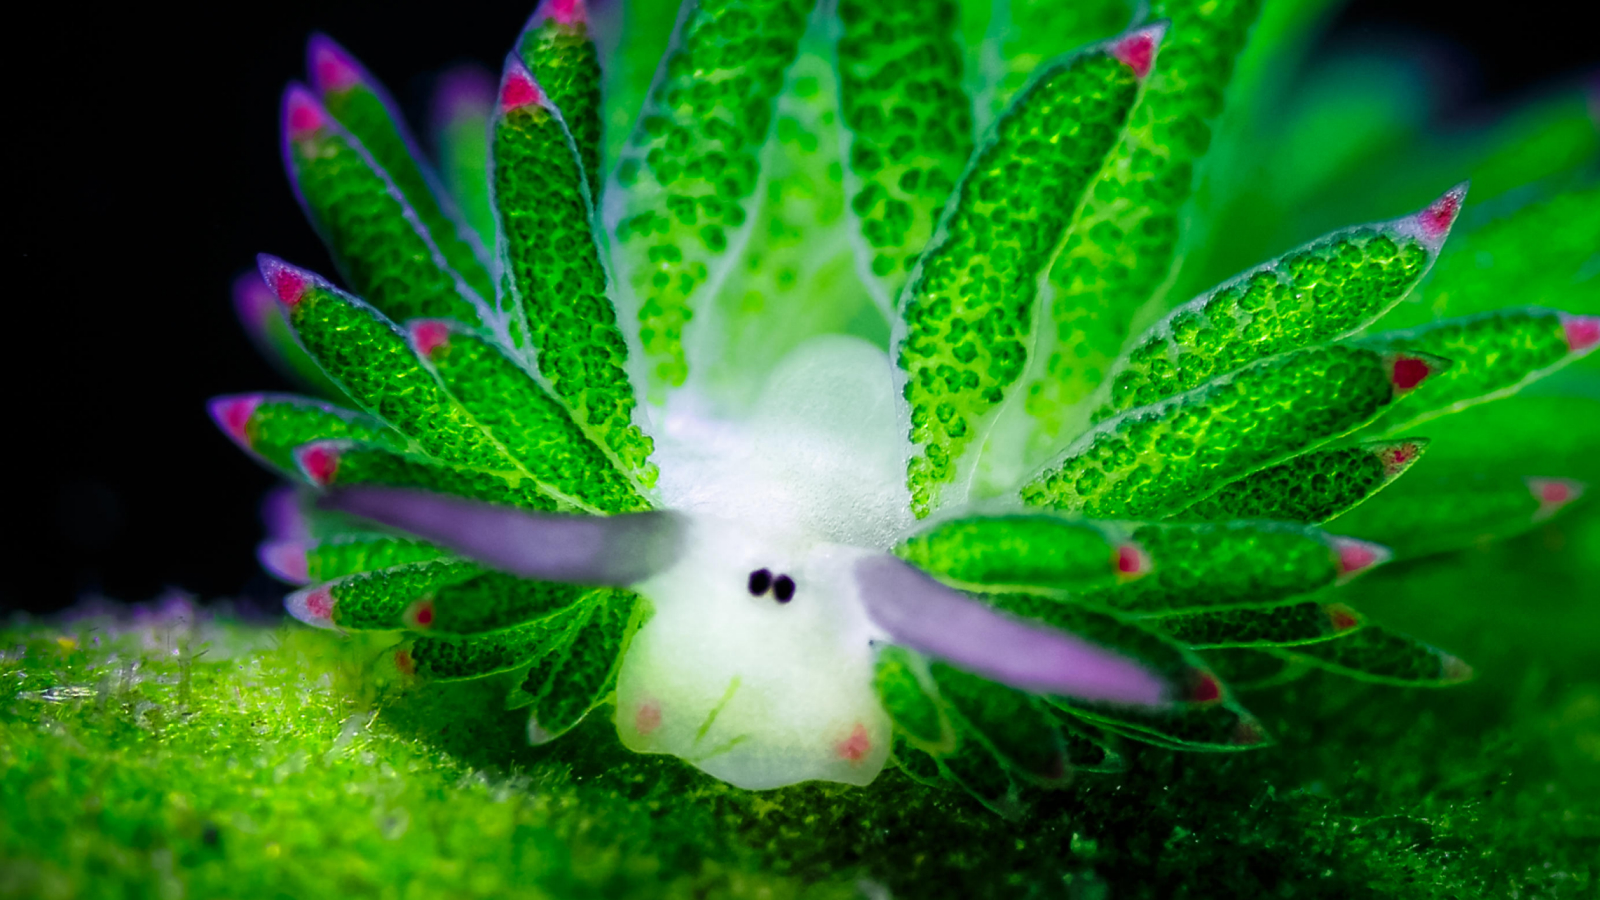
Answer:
[1324,603,1362,633]
[1390,354,1434,392]
[1527,477,1585,521]
[499,64,546,114]
[1115,542,1152,579]
[1561,314,1600,353]
[258,540,310,584]
[1110,24,1164,78]
[538,0,587,26]
[1332,537,1391,581]
[209,395,261,445]
[259,256,313,307]
[309,34,363,93]
[410,320,453,359]
[1189,670,1223,704]
[1375,441,1424,476]
[1415,183,1468,243]
[283,85,327,140]
[286,585,335,628]
[297,443,342,486]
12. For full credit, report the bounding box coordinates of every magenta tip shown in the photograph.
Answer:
[499,57,546,114]
[1528,477,1585,521]
[308,33,363,94]
[1332,536,1392,581]
[1373,439,1426,477]
[535,0,588,26]
[295,442,343,487]
[410,320,453,359]
[1414,182,1469,245]
[208,395,262,446]
[285,585,336,629]
[1389,354,1437,393]
[259,540,311,584]
[282,84,327,141]
[1110,23,1165,78]
[256,255,313,307]
[1115,542,1152,579]
[1560,314,1600,353]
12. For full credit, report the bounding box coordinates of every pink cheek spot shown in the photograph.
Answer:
[1416,185,1465,241]
[1110,28,1159,78]
[309,36,362,93]
[1115,542,1151,579]
[209,396,261,445]
[1390,355,1433,392]
[1561,314,1600,353]
[836,723,872,763]
[284,86,326,141]
[410,320,452,359]
[635,700,662,735]
[1189,671,1222,704]
[499,68,545,114]
[297,443,341,487]
[1325,603,1362,633]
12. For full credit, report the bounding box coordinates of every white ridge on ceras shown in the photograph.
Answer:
[618,334,913,790]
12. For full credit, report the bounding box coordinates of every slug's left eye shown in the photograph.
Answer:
[772,575,796,603]
[748,568,773,595]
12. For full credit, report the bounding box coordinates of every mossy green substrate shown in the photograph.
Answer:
[5,507,1598,899]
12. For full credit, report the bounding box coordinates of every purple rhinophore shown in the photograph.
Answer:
[854,556,1171,706]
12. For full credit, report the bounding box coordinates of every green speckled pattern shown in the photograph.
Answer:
[1072,521,1343,614]
[1019,344,1437,518]
[898,44,1143,516]
[519,15,605,199]
[888,731,948,789]
[326,558,486,630]
[979,0,1133,126]
[1026,0,1263,442]
[491,99,656,484]
[1152,601,1361,648]
[1093,225,1434,423]
[313,442,561,512]
[1060,694,1266,751]
[1280,625,1469,686]
[409,601,590,681]
[429,573,591,636]
[1177,439,1428,524]
[514,589,640,740]
[894,514,1119,591]
[872,645,949,750]
[286,119,487,326]
[320,82,495,301]
[928,662,1066,783]
[612,0,813,391]
[241,395,403,474]
[302,534,450,582]
[835,0,973,304]
[934,736,1017,816]
[285,285,510,471]
[418,323,649,513]
[1364,308,1585,434]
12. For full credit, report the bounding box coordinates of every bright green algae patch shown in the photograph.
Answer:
[518,10,605,200]
[5,506,1598,899]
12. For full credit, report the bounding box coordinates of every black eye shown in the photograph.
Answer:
[748,568,773,595]
[772,574,796,603]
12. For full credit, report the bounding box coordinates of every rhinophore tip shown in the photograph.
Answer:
[1110,22,1166,78]
[308,33,364,94]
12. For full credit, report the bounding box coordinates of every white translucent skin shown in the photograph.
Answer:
[616,336,913,789]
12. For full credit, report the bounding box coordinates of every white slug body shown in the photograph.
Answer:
[615,335,913,789]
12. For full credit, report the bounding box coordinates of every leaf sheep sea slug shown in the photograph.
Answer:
[211,0,1598,811]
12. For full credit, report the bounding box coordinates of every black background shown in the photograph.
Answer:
[9,0,1596,614]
